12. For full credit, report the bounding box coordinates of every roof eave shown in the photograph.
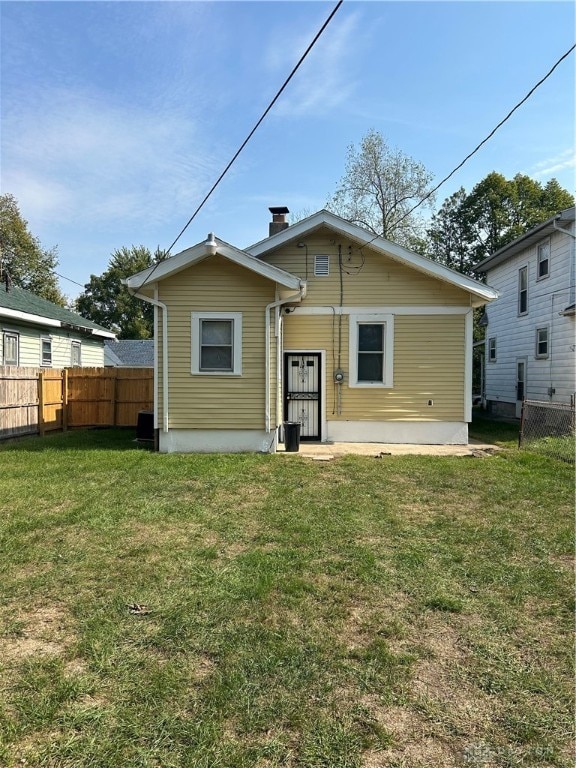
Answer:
[248,210,498,303]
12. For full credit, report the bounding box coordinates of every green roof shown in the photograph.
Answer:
[0,285,114,337]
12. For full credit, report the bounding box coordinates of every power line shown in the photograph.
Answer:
[393,43,576,229]
[56,271,86,289]
[136,0,343,291]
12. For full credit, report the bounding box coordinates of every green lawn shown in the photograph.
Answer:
[0,429,573,768]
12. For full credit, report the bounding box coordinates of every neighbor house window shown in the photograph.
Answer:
[518,266,528,315]
[349,313,394,387]
[41,338,52,367]
[535,327,549,358]
[537,239,550,280]
[3,331,19,365]
[488,337,496,362]
[71,341,82,367]
[314,254,330,276]
[191,312,242,375]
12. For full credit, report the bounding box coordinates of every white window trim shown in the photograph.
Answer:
[41,336,53,367]
[536,238,550,281]
[488,337,496,362]
[2,330,19,365]
[518,265,528,316]
[535,326,549,359]
[348,313,394,388]
[191,312,242,376]
[71,340,82,367]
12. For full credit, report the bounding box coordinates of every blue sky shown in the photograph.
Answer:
[1,0,574,298]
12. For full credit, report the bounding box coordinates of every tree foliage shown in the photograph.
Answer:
[76,246,164,339]
[425,173,574,276]
[326,130,435,247]
[0,193,66,305]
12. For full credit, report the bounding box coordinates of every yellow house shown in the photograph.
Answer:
[125,209,498,453]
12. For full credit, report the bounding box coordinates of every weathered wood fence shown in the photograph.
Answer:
[0,366,153,440]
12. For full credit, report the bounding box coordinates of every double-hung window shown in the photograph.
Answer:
[488,337,496,362]
[349,313,394,387]
[537,239,550,280]
[191,312,242,375]
[71,341,82,367]
[535,327,549,359]
[518,266,528,315]
[41,337,52,367]
[3,331,19,365]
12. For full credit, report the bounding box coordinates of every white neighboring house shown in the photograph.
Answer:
[476,206,575,418]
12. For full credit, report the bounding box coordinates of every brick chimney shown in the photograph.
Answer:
[269,206,290,237]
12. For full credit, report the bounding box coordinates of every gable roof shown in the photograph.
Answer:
[124,235,303,292]
[475,207,575,273]
[0,285,115,339]
[104,339,154,367]
[247,209,498,305]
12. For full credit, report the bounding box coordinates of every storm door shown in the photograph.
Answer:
[284,353,321,440]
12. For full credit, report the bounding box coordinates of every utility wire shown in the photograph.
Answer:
[136,0,343,292]
[366,43,576,247]
[403,43,575,224]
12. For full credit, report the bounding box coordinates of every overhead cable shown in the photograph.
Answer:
[136,0,344,292]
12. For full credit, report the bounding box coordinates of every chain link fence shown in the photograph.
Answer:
[519,399,575,463]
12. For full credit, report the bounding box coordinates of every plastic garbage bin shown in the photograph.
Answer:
[283,421,301,452]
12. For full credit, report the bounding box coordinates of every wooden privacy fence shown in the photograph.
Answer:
[0,366,153,440]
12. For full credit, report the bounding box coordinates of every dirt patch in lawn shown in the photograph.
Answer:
[1,603,73,662]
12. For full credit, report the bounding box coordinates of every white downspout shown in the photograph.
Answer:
[265,285,306,433]
[132,289,169,433]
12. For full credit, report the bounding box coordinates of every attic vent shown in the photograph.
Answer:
[314,254,330,276]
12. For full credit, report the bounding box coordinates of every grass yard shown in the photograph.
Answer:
[0,427,573,768]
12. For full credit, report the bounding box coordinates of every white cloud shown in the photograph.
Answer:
[530,149,575,179]
[263,10,365,118]
[1,86,223,231]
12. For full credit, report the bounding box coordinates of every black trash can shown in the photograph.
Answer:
[283,421,301,452]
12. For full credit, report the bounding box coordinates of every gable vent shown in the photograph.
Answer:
[314,254,330,276]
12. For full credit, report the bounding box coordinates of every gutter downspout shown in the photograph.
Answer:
[130,288,169,433]
[265,284,306,434]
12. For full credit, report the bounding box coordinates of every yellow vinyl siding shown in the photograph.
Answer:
[157,256,276,429]
[262,227,471,307]
[283,314,465,421]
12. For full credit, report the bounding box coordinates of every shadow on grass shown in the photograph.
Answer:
[0,428,146,453]
[469,409,519,449]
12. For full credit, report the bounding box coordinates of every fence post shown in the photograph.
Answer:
[111,369,117,426]
[518,400,525,449]
[62,369,69,431]
[38,371,45,437]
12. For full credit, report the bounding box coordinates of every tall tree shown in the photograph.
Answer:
[326,129,435,247]
[425,172,574,274]
[0,193,66,305]
[76,246,164,339]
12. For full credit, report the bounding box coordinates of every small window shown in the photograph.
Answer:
[488,337,496,362]
[535,327,549,359]
[3,331,19,365]
[314,254,330,276]
[41,338,52,367]
[358,323,384,382]
[537,239,550,280]
[71,341,82,367]
[191,312,242,375]
[349,313,394,388]
[518,266,528,315]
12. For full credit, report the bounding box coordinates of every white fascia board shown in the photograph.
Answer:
[0,307,114,339]
[0,307,61,328]
[247,210,498,303]
[217,244,301,289]
[124,241,302,291]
